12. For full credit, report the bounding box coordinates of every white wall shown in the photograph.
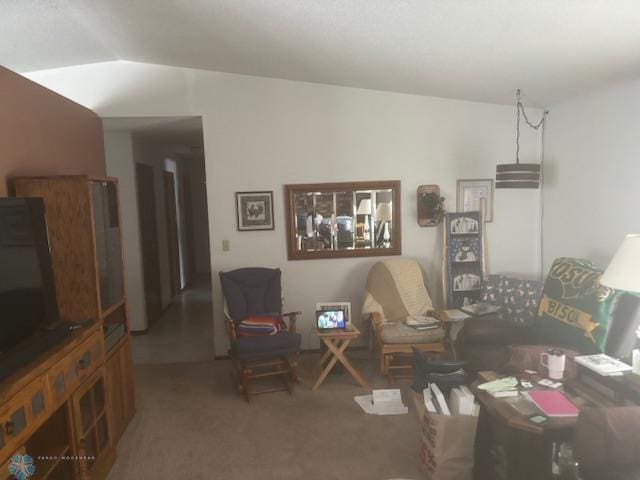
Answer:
[27,61,543,353]
[543,78,640,272]
[103,131,147,331]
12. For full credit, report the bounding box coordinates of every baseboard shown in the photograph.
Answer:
[213,344,367,360]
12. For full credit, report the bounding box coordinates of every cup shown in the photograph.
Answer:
[541,349,566,380]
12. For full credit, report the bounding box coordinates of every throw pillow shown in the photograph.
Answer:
[536,257,619,353]
[237,315,286,337]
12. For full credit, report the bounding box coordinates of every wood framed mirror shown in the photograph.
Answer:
[284,181,402,260]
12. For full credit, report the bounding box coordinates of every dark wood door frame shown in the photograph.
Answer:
[164,171,181,298]
[135,163,162,331]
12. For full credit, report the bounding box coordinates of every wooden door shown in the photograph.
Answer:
[182,176,196,287]
[135,164,162,329]
[164,171,181,297]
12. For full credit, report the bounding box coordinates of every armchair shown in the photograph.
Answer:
[362,259,446,377]
[219,267,301,401]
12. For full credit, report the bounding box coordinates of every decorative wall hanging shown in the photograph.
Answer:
[441,211,487,308]
[417,185,445,227]
[495,89,549,189]
[235,191,274,231]
[457,179,494,222]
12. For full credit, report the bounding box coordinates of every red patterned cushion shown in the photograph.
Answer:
[237,316,286,337]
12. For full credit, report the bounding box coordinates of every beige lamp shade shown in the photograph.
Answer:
[357,199,372,215]
[600,234,640,292]
[376,202,392,222]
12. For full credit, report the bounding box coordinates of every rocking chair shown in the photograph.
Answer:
[219,267,301,401]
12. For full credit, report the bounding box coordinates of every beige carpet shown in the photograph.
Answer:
[107,353,423,480]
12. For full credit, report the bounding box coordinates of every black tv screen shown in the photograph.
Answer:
[0,198,59,353]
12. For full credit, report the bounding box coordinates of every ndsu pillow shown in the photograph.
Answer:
[536,257,619,353]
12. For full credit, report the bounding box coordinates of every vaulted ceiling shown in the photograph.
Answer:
[4,0,640,105]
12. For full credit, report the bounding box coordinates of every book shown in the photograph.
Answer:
[522,390,578,417]
[430,383,451,415]
[491,389,518,398]
[574,354,632,376]
[443,309,471,321]
[460,303,501,316]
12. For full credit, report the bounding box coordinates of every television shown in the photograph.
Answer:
[0,198,60,355]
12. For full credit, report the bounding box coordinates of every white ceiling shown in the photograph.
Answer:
[4,0,640,105]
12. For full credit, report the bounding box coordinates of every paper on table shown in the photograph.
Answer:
[478,376,518,394]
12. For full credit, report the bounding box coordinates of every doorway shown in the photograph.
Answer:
[102,116,213,363]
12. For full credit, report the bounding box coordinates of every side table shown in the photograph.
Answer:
[312,325,370,391]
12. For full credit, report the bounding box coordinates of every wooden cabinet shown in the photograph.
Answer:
[0,325,110,480]
[14,175,135,478]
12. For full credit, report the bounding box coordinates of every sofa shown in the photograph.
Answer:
[457,258,640,374]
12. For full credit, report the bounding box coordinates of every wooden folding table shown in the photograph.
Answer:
[312,325,370,391]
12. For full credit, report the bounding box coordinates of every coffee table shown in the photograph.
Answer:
[312,325,370,391]
[470,370,614,480]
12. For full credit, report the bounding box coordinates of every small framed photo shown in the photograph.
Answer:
[315,302,352,324]
[457,179,494,222]
[235,191,275,231]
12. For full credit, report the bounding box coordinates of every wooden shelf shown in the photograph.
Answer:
[101,299,125,320]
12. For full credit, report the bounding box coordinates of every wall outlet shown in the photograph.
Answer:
[222,239,230,252]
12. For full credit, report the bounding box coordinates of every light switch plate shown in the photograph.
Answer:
[222,240,230,252]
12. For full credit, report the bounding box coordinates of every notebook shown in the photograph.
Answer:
[523,390,579,417]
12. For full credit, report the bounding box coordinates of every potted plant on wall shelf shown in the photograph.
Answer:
[417,185,445,227]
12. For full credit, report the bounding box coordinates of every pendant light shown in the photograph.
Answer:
[496,89,548,189]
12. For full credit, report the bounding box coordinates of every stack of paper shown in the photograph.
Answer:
[354,389,408,415]
[406,316,440,330]
[477,376,519,398]
[575,354,632,376]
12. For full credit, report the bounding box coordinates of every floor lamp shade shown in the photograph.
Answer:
[600,234,640,292]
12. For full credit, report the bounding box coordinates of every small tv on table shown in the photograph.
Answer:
[0,197,68,382]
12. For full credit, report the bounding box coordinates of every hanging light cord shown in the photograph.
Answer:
[515,89,548,164]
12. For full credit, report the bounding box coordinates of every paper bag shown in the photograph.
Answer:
[414,392,478,480]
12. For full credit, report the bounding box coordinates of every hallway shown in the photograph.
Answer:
[131,278,215,365]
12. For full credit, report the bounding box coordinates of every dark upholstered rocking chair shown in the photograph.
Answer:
[219,268,301,401]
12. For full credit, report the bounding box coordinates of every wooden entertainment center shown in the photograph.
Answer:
[1,176,135,480]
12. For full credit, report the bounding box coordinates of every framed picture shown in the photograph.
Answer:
[315,302,352,325]
[235,191,274,231]
[456,179,494,222]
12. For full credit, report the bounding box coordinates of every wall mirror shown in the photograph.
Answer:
[284,181,401,260]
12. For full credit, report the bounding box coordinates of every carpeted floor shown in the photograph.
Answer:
[107,353,423,480]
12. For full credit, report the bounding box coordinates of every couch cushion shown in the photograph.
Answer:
[379,323,445,344]
[231,331,301,360]
[536,258,619,353]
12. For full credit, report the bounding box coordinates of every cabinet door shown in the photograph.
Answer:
[105,352,124,443]
[70,369,112,477]
[120,338,135,424]
[0,377,50,463]
[105,338,135,443]
[90,181,124,313]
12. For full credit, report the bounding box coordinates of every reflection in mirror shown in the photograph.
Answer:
[285,181,401,260]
